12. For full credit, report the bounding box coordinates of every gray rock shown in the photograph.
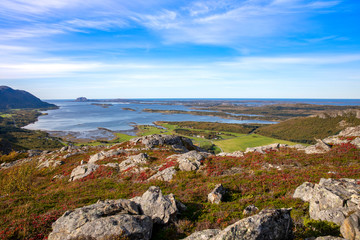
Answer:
[37,159,64,169]
[176,151,205,171]
[208,184,226,204]
[323,136,349,145]
[135,186,181,224]
[48,199,152,240]
[293,178,360,225]
[88,149,124,164]
[217,151,244,157]
[130,134,197,152]
[212,208,293,240]
[243,205,259,216]
[147,166,177,182]
[304,139,331,154]
[183,229,221,240]
[119,153,148,171]
[338,126,360,137]
[351,138,360,148]
[245,143,284,154]
[340,210,360,240]
[68,164,99,181]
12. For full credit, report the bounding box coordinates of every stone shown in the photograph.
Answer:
[183,229,221,240]
[37,159,64,169]
[245,143,283,154]
[293,178,360,225]
[147,166,177,182]
[351,138,360,148]
[48,199,152,240]
[243,205,259,216]
[338,126,360,137]
[217,151,244,157]
[340,211,360,240]
[88,149,124,164]
[212,208,293,240]
[304,139,331,154]
[323,136,349,145]
[130,134,197,152]
[68,164,99,181]
[176,151,205,171]
[119,153,148,171]
[208,184,226,204]
[134,186,181,224]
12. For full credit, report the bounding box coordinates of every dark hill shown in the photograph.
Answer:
[0,86,57,110]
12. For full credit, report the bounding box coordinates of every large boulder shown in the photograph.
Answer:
[293,178,360,225]
[133,186,182,225]
[340,211,360,240]
[147,167,177,182]
[130,134,197,152]
[48,199,152,240]
[245,143,287,154]
[338,126,360,137]
[68,163,99,181]
[88,149,124,164]
[304,139,331,154]
[208,184,226,204]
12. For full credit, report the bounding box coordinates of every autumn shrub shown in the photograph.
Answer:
[1,162,36,194]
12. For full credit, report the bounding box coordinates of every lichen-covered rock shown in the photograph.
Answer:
[208,184,226,204]
[147,166,177,182]
[245,143,286,154]
[183,229,221,240]
[351,138,360,148]
[338,126,360,137]
[134,186,181,224]
[48,199,152,240]
[340,211,360,240]
[119,153,148,171]
[130,134,197,152]
[88,149,124,164]
[217,151,244,157]
[212,208,293,240]
[293,178,360,225]
[176,151,206,171]
[304,139,331,154]
[314,236,346,240]
[68,164,99,181]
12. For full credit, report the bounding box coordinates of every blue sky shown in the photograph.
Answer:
[0,0,359,99]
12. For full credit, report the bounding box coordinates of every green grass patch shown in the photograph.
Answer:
[214,134,298,152]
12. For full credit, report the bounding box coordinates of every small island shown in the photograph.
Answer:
[122,107,136,111]
[75,97,88,102]
[91,103,113,108]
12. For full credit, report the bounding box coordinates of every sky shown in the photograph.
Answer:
[0,0,360,99]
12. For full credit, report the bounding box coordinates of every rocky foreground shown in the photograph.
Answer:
[1,126,360,239]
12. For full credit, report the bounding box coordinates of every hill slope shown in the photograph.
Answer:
[0,86,56,110]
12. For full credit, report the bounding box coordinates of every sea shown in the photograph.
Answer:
[24,99,360,140]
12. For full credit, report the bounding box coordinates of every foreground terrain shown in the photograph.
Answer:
[0,126,359,239]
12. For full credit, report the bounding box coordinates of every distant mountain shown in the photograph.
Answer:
[0,86,57,110]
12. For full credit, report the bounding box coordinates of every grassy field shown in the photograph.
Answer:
[214,134,298,152]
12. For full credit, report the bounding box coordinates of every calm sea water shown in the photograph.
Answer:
[24,99,360,133]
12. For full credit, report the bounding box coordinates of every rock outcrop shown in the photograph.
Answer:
[216,151,244,157]
[88,149,124,164]
[208,184,226,204]
[68,164,99,182]
[243,205,259,216]
[130,134,197,152]
[119,153,149,171]
[303,139,331,154]
[174,150,206,172]
[245,143,287,154]
[147,166,177,182]
[293,178,360,225]
[49,186,185,240]
[48,199,152,240]
[184,208,293,240]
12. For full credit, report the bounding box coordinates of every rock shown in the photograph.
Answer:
[304,139,331,154]
[130,134,197,152]
[340,211,360,240]
[293,178,360,225]
[48,199,152,240]
[323,136,349,145]
[183,229,221,240]
[134,186,181,224]
[147,166,177,182]
[28,150,42,157]
[351,138,360,148]
[176,151,205,171]
[68,164,99,181]
[287,144,306,150]
[88,149,124,164]
[217,151,244,157]
[212,208,293,240]
[37,159,64,169]
[338,126,360,137]
[314,237,346,240]
[245,143,284,154]
[208,184,226,204]
[119,153,148,171]
[243,205,259,216]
